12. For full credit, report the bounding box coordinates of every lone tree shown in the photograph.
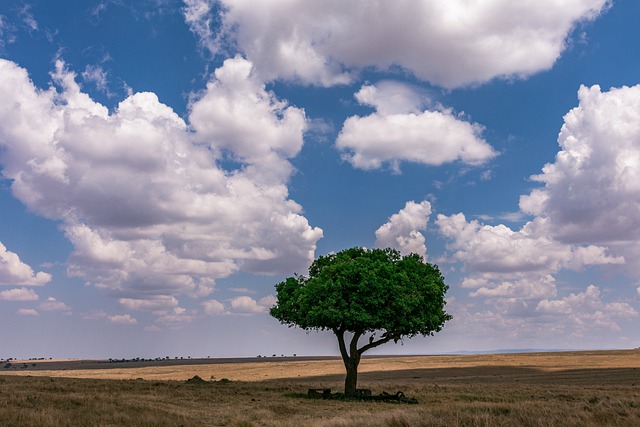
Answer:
[270,247,451,397]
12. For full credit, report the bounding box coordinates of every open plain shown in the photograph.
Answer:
[2,350,640,426]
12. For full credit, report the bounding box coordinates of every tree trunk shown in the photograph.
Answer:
[334,327,364,397]
[343,356,359,397]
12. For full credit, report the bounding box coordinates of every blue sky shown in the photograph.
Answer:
[2,0,640,359]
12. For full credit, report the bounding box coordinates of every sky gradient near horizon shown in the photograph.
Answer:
[2,0,640,359]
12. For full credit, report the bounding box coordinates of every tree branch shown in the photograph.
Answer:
[357,333,399,356]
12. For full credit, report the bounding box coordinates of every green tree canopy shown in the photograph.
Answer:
[270,247,451,396]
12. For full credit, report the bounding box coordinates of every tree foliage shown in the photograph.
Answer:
[270,247,451,395]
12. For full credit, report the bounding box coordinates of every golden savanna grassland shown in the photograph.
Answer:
[2,350,640,426]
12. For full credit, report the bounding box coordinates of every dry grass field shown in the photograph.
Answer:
[2,350,640,426]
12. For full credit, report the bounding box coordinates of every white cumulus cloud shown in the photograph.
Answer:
[108,314,138,325]
[0,57,322,302]
[258,294,276,308]
[375,200,432,258]
[202,299,226,315]
[229,295,273,314]
[436,214,622,277]
[469,275,558,301]
[187,0,609,88]
[536,285,638,332]
[0,242,52,286]
[337,83,496,171]
[520,85,640,253]
[156,307,197,325]
[190,55,307,182]
[434,82,640,344]
[119,296,179,311]
[39,297,71,314]
[449,282,636,346]
[0,287,39,301]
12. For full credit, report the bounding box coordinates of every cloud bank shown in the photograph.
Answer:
[0,57,322,305]
[436,83,640,338]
